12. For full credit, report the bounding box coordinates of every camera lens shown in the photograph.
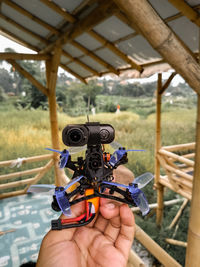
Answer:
[100,129,110,142]
[68,129,83,144]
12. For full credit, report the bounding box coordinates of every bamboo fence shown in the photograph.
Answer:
[0,154,54,199]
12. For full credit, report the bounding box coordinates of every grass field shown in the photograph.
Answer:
[0,105,196,181]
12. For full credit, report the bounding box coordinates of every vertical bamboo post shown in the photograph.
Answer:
[185,94,200,266]
[155,73,164,226]
[45,46,66,186]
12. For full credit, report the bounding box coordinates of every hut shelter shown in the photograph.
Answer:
[0,0,200,266]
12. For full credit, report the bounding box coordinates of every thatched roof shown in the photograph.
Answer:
[0,0,200,82]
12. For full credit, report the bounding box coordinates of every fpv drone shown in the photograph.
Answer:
[28,122,153,230]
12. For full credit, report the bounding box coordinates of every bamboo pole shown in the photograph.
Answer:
[162,142,195,152]
[6,59,49,96]
[186,95,200,266]
[0,13,49,45]
[154,73,164,226]
[159,176,191,200]
[0,53,50,61]
[0,190,25,199]
[168,0,200,28]
[165,238,187,248]
[169,198,188,229]
[0,177,36,190]
[24,159,54,192]
[46,47,67,186]
[159,149,194,167]
[0,167,44,181]
[70,40,119,75]
[2,0,59,35]
[112,0,200,95]
[0,154,52,168]
[127,249,145,267]
[131,198,184,213]
[135,225,181,267]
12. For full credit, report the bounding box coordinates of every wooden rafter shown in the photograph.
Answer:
[0,53,50,60]
[113,0,200,95]
[6,59,49,96]
[71,40,119,75]
[0,27,40,52]
[60,63,87,84]
[40,0,118,53]
[41,0,142,72]
[168,0,200,27]
[88,30,142,72]
[39,0,76,23]
[1,0,59,35]
[62,50,99,76]
[0,13,49,45]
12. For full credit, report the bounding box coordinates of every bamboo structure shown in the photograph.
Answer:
[0,154,54,199]
[135,225,181,267]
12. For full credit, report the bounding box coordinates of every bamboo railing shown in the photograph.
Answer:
[0,154,54,199]
[157,142,195,200]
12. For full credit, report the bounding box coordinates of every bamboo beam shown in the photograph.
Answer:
[128,249,145,267]
[0,177,36,190]
[88,30,143,72]
[40,0,118,54]
[186,95,200,266]
[46,46,67,186]
[0,167,44,181]
[2,0,59,35]
[0,154,52,168]
[0,189,25,199]
[155,73,164,226]
[6,59,49,96]
[160,72,177,94]
[41,0,141,73]
[135,225,181,267]
[40,0,76,23]
[0,53,50,61]
[168,0,200,28]
[24,159,54,192]
[0,13,49,45]
[113,0,200,95]
[159,176,191,200]
[169,198,188,229]
[159,149,194,167]
[62,50,99,76]
[131,198,184,213]
[0,27,40,52]
[162,142,196,152]
[71,40,119,75]
[60,63,87,84]
[165,238,187,248]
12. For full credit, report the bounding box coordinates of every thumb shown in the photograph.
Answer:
[100,198,120,219]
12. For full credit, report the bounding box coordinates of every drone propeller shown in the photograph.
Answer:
[45,148,70,168]
[109,147,145,167]
[102,172,154,216]
[28,175,84,217]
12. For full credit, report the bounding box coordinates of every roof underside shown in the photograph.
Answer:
[0,0,200,82]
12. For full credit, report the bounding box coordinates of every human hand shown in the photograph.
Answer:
[36,198,135,267]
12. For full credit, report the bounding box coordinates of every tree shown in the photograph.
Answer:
[0,68,14,93]
[81,79,102,107]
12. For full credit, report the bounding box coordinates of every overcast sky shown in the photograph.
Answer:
[0,34,185,85]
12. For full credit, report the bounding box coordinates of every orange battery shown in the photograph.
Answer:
[85,188,99,213]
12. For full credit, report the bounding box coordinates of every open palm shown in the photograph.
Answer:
[36,198,135,267]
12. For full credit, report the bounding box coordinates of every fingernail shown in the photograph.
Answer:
[105,203,115,209]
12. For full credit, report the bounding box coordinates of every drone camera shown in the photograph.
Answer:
[62,122,115,146]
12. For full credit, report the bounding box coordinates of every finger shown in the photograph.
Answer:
[104,213,121,243]
[94,198,120,234]
[115,204,135,259]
